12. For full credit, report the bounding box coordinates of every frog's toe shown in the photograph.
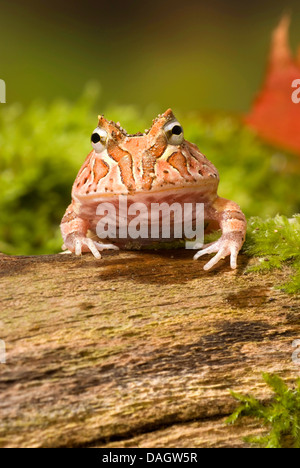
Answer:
[194,238,240,271]
[94,242,119,252]
[74,238,85,256]
[202,247,229,271]
[230,245,239,270]
[193,241,215,250]
[64,233,120,259]
[84,238,102,259]
[79,239,119,258]
[71,237,101,259]
[193,242,219,261]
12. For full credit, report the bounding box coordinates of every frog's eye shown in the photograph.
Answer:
[91,128,108,153]
[164,120,184,145]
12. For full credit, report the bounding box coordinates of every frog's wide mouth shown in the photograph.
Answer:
[73,181,218,204]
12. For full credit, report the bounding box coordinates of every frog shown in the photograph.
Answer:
[60,109,247,270]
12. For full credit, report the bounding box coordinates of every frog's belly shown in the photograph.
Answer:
[74,186,217,248]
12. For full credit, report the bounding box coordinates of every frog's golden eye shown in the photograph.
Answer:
[91,128,108,153]
[164,120,184,145]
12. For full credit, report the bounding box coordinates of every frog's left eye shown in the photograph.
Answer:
[91,128,108,153]
[164,120,184,145]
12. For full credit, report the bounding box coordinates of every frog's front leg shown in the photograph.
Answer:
[194,197,247,270]
[60,203,119,259]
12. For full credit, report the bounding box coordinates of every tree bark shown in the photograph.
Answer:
[0,250,299,448]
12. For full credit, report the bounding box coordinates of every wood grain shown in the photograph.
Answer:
[0,250,299,448]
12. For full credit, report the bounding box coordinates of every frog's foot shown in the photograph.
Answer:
[62,234,119,259]
[193,235,242,270]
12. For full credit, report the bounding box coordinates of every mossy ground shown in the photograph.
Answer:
[245,216,300,294]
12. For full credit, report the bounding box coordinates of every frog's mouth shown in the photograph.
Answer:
[73,185,218,233]
[73,180,218,204]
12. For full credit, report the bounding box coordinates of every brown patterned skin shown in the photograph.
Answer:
[61,109,247,270]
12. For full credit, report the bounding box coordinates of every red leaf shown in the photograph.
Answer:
[245,16,300,155]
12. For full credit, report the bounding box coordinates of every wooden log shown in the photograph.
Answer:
[0,250,299,448]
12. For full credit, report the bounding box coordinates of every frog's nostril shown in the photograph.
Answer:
[91,133,101,144]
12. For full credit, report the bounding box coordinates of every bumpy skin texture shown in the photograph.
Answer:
[61,109,247,270]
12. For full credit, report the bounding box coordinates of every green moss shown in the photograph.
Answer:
[227,373,300,448]
[0,85,300,256]
[245,215,300,293]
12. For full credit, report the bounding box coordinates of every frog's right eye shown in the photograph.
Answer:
[91,128,108,153]
[164,120,184,145]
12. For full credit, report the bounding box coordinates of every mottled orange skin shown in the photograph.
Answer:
[61,109,247,270]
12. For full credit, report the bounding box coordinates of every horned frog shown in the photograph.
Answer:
[61,109,247,270]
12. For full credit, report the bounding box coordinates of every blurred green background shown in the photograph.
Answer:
[1,0,300,255]
[1,0,300,111]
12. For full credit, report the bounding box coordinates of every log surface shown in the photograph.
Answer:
[0,250,299,448]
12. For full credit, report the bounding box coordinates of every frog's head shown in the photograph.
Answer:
[73,109,219,197]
